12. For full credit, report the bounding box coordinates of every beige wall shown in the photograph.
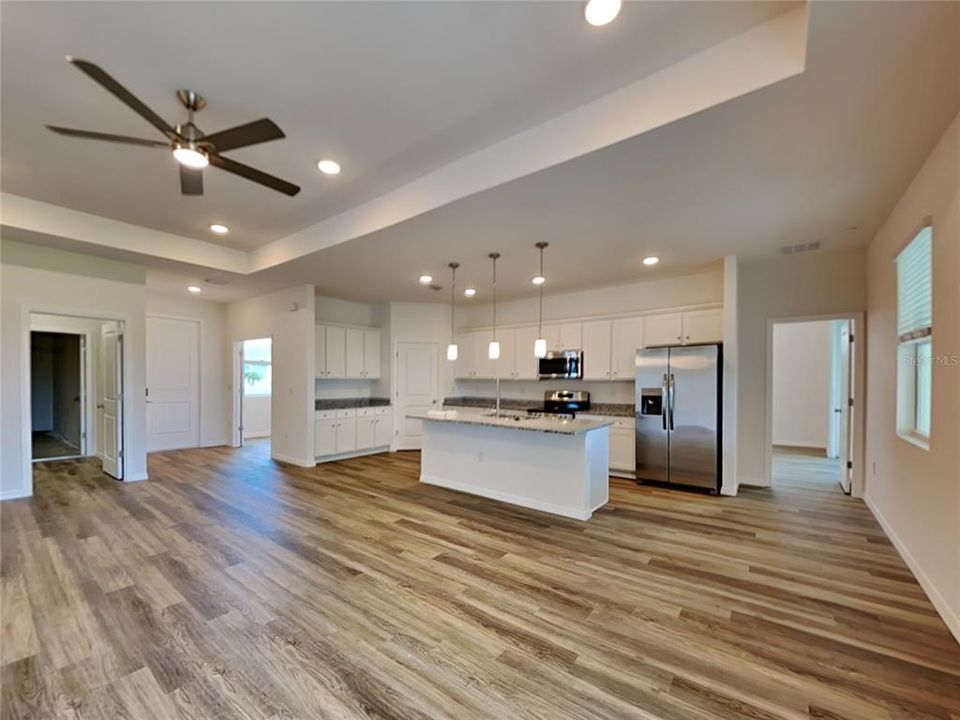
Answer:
[737,249,867,485]
[772,321,832,449]
[864,112,959,641]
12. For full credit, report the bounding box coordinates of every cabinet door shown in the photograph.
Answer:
[513,326,540,380]
[582,321,612,380]
[682,309,723,345]
[375,413,393,446]
[315,326,327,378]
[644,313,683,347]
[364,330,381,379]
[314,419,336,456]
[454,333,474,378]
[609,426,636,472]
[497,329,517,379]
[345,328,365,378]
[336,415,357,453]
[611,317,644,379]
[325,326,347,378]
[356,416,376,449]
[473,331,496,379]
[558,323,583,350]
[542,325,561,351]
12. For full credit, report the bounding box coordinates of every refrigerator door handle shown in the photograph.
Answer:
[661,374,669,430]
[668,373,676,431]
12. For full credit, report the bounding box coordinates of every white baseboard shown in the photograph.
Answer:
[316,446,390,464]
[864,493,960,644]
[420,473,593,521]
[0,487,32,501]
[243,431,271,440]
[271,452,315,468]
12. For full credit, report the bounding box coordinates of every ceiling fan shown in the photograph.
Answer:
[47,57,300,197]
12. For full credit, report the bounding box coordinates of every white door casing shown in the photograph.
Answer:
[396,342,439,450]
[146,316,200,452]
[100,323,123,479]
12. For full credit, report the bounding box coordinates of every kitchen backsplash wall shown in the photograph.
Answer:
[451,379,634,404]
[314,379,375,399]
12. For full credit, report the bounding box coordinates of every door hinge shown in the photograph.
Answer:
[846,460,853,470]
[849,333,855,343]
[848,397,854,407]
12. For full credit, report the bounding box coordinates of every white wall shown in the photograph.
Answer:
[146,292,231,447]
[1,261,149,496]
[736,249,867,486]
[864,112,959,641]
[772,321,832,449]
[227,285,315,466]
[457,268,723,328]
[242,396,271,439]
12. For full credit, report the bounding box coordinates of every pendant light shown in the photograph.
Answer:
[534,242,549,358]
[488,252,501,360]
[447,262,459,361]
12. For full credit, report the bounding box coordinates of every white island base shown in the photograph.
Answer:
[416,414,610,521]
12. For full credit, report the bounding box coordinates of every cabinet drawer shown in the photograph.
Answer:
[315,410,336,420]
[357,407,376,417]
[375,407,392,416]
[336,409,356,419]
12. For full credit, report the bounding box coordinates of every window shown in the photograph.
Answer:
[243,338,272,397]
[896,225,932,447]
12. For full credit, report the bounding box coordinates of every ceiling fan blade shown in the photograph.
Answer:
[46,125,169,148]
[209,154,300,197]
[66,57,176,139]
[202,118,285,153]
[180,165,203,196]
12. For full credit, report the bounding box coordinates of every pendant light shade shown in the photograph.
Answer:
[488,252,501,361]
[534,242,549,358]
[447,262,459,362]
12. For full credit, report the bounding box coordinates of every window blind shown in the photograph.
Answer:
[896,226,932,342]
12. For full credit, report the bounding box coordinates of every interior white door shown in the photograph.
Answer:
[146,317,200,452]
[99,323,123,479]
[396,342,439,450]
[838,321,853,494]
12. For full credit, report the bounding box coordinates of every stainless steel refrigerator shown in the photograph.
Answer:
[635,344,722,493]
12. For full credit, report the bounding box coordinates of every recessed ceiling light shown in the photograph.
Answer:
[464,288,477,297]
[584,0,621,26]
[317,159,341,175]
[187,285,202,294]
[642,256,660,266]
[209,224,229,234]
[173,146,209,169]
[418,274,433,285]
[531,275,546,286]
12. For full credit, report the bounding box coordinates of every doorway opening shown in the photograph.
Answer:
[767,317,860,494]
[233,338,272,449]
[27,313,125,482]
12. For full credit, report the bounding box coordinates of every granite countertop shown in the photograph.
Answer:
[315,397,391,411]
[409,409,611,435]
[443,396,634,417]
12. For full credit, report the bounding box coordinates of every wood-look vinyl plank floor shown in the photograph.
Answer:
[2,441,958,720]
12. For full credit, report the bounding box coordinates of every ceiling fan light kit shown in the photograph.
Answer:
[48,57,301,197]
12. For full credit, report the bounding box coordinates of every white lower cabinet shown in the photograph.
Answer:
[316,406,393,460]
[582,415,635,476]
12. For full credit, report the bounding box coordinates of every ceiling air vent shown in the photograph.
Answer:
[780,241,822,255]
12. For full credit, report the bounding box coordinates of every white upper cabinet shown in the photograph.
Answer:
[611,317,644,379]
[644,313,683,348]
[454,332,475,378]
[644,310,723,347]
[513,326,540,380]
[325,325,347,378]
[582,321,612,380]
[363,329,381,379]
[316,324,381,379]
[681,308,723,345]
[345,328,365,378]
[473,330,496,379]
[558,323,583,350]
[496,329,517,379]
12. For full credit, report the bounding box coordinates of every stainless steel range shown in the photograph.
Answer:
[527,390,590,418]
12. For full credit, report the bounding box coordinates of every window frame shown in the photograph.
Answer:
[895,224,933,450]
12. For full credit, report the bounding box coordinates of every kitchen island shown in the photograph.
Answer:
[409,409,611,520]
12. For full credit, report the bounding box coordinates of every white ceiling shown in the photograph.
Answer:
[3,2,958,305]
[1,1,789,251]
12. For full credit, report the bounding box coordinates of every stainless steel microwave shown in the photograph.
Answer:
[538,350,583,380]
